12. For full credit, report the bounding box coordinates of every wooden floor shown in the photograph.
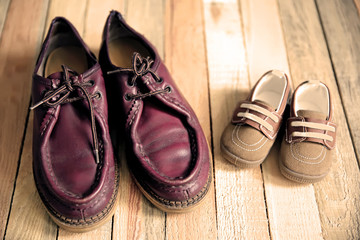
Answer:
[1,0,360,239]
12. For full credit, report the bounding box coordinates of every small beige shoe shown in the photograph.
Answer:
[279,80,336,183]
[221,70,291,167]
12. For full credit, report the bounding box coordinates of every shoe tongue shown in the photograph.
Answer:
[297,110,327,120]
[254,99,275,110]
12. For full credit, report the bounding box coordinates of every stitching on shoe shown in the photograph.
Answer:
[231,124,268,151]
[126,99,138,127]
[136,167,211,208]
[221,143,265,164]
[293,142,325,160]
[41,107,56,136]
[290,143,327,164]
[35,159,119,226]
[235,124,265,146]
[40,167,118,226]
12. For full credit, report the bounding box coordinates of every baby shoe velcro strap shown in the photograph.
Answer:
[232,101,282,140]
[286,117,336,149]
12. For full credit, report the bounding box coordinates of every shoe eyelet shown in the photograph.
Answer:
[124,93,132,101]
[127,79,135,87]
[40,89,47,97]
[165,86,172,93]
[156,77,163,84]
[88,80,95,86]
[95,91,102,99]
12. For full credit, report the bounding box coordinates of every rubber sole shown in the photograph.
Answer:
[279,160,329,184]
[131,171,212,213]
[220,143,266,168]
[44,194,118,232]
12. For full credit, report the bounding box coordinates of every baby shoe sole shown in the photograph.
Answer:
[279,160,329,184]
[220,143,266,168]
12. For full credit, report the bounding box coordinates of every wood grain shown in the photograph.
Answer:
[164,0,217,239]
[5,113,57,240]
[84,0,125,54]
[1,0,360,239]
[0,0,11,38]
[112,1,166,239]
[278,0,360,238]
[0,0,49,238]
[316,0,360,165]
[203,1,270,239]
[126,0,165,60]
[240,0,323,239]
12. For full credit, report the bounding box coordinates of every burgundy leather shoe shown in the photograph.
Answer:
[31,17,118,231]
[99,10,212,212]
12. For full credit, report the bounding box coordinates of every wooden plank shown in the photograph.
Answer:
[278,0,360,238]
[0,0,49,238]
[5,113,58,240]
[44,0,87,35]
[0,0,11,39]
[316,0,360,166]
[126,0,165,60]
[112,1,166,240]
[203,1,270,239]
[164,0,217,239]
[83,0,125,54]
[239,0,324,239]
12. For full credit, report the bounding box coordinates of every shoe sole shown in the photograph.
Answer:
[220,143,266,168]
[35,162,120,232]
[279,160,329,183]
[130,166,213,213]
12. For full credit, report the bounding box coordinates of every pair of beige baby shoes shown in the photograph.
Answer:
[220,70,336,183]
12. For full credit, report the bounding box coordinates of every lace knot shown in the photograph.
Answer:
[107,52,170,100]
[30,64,100,164]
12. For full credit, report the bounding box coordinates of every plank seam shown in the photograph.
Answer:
[55,226,59,240]
[314,0,360,170]
[164,213,167,240]
[199,0,218,233]
[237,0,271,238]
[2,99,32,240]
[275,2,325,237]
[260,164,272,240]
[110,215,114,240]
[3,0,50,237]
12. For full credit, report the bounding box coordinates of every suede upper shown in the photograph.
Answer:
[279,81,336,183]
[221,70,291,167]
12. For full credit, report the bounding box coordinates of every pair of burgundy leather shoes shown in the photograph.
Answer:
[31,11,212,231]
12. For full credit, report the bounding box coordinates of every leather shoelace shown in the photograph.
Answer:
[237,103,279,132]
[107,52,171,100]
[290,121,335,142]
[30,65,101,164]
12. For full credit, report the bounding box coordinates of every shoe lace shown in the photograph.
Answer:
[107,52,171,100]
[30,65,101,164]
[237,103,279,132]
[290,121,335,142]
